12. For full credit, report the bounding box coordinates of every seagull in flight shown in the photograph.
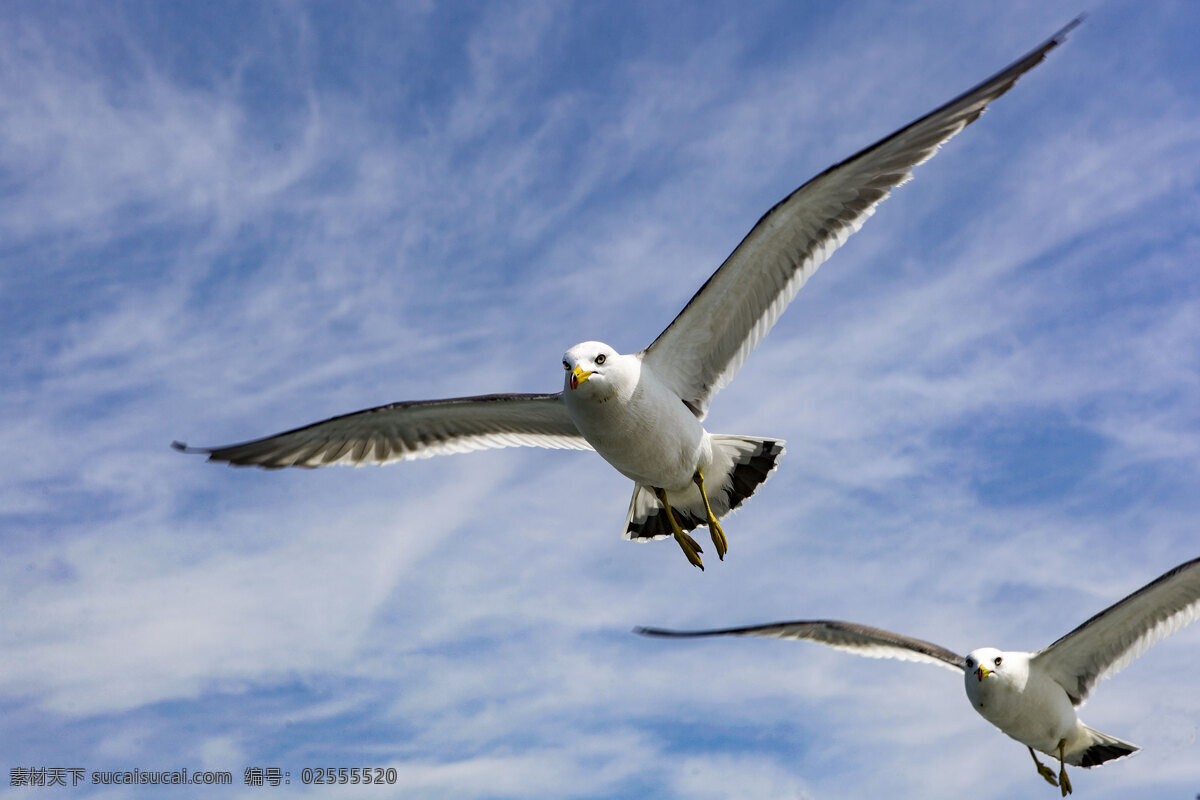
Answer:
[637,555,1200,794]
[175,20,1079,569]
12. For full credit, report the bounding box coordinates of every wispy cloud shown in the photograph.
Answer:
[3,2,1199,799]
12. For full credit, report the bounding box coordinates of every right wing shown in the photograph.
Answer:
[636,619,965,672]
[1032,556,1200,706]
[173,392,592,468]
[642,18,1081,420]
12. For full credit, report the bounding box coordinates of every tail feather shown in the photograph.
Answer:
[623,486,706,541]
[727,439,784,511]
[1069,726,1139,768]
[623,436,785,541]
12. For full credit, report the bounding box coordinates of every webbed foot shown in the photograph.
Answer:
[1028,747,1058,788]
[655,487,704,570]
[692,470,727,560]
[674,530,705,570]
[1056,740,1072,796]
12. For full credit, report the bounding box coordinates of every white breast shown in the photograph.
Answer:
[965,652,1079,754]
[562,354,708,489]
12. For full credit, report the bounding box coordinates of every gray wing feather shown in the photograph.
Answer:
[636,620,966,672]
[173,392,591,468]
[643,19,1080,419]
[1032,556,1200,706]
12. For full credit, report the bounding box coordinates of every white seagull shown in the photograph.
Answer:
[175,21,1079,569]
[637,555,1200,794]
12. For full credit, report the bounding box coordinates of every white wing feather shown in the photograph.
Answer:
[637,620,966,673]
[1032,556,1200,706]
[173,393,591,468]
[643,20,1080,419]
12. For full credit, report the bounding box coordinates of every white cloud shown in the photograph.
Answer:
[3,3,1199,799]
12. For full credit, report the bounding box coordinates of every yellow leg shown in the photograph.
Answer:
[1028,747,1058,788]
[1056,740,1072,796]
[692,470,727,560]
[655,487,704,570]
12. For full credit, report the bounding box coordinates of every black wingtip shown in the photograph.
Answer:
[1049,16,1084,47]
[634,627,669,637]
[634,626,705,639]
[171,440,207,455]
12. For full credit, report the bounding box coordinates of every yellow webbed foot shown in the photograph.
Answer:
[708,516,727,561]
[655,487,704,570]
[692,470,727,560]
[1056,740,1072,796]
[674,530,705,570]
[1028,747,1058,788]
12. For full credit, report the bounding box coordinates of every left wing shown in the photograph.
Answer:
[1032,556,1200,706]
[173,392,591,468]
[636,620,966,672]
[642,20,1080,419]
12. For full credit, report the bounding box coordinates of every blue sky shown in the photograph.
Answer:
[3,1,1199,798]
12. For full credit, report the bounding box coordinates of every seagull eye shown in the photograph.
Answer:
[595,354,606,365]
[563,360,570,371]
[994,656,1003,667]
[965,657,974,668]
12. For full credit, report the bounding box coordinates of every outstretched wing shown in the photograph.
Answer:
[173,392,591,468]
[642,19,1080,419]
[636,619,965,672]
[1032,556,1200,706]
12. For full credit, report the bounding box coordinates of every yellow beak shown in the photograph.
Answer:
[975,666,992,682]
[570,365,593,391]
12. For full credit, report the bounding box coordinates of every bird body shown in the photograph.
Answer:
[965,648,1119,766]
[559,340,783,566]
[561,343,708,491]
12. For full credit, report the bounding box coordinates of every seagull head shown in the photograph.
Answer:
[563,341,620,393]
[964,647,1008,683]
[963,648,1036,721]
